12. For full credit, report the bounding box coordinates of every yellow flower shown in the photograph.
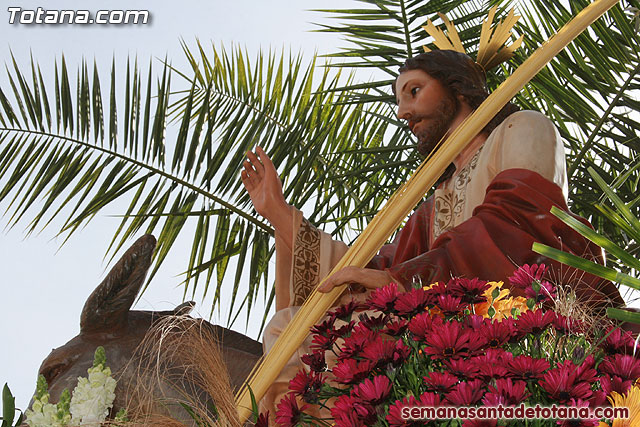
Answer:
[474,281,529,320]
[606,384,640,427]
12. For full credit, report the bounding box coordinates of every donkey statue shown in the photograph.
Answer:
[34,234,262,425]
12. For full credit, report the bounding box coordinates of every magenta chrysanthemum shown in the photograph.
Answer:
[509,263,548,289]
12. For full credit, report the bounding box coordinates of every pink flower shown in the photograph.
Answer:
[525,280,556,303]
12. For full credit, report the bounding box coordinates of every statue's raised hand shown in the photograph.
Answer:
[241,146,290,229]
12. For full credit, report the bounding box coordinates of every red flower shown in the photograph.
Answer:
[332,394,374,427]
[310,318,335,337]
[599,354,640,382]
[509,263,548,289]
[477,319,515,349]
[525,280,556,303]
[515,310,555,336]
[301,351,326,373]
[447,278,489,304]
[386,395,423,427]
[361,336,396,368]
[471,348,512,366]
[556,400,599,427]
[437,294,467,316]
[354,375,392,405]
[601,326,638,356]
[445,379,486,405]
[424,320,472,359]
[424,371,459,394]
[359,312,389,331]
[408,312,439,341]
[506,355,550,381]
[289,370,324,403]
[333,358,373,385]
[255,412,269,427]
[394,287,434,316]
[328,300,364,321]
[553,314,583,335]
[483,378,530,406]
[367,283,399,313]
[340,323,375,359]
[310,333,335,352]
[476,364,509,381]
[465,314,488,330]
[417,391,442,407]
[392,339,411,365]
[330,321,356,340]
[557,355,598,383]
[444,358,481,380]
[424,281,448,299]
[462,421,503,427]
[385,318,408,336]
[599,375,633,396]
[275,393,308,427]
[539,366,593,403]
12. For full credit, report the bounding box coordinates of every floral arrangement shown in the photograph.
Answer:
[25,346,122,427]
[266,264,640,427]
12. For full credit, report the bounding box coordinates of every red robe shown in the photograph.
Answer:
[368,168,624,311]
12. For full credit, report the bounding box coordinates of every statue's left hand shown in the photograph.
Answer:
[317,266,394,293]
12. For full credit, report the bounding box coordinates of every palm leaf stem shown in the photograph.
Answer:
[399,0,414,58]
[0,127,272,233]
[567,60,640,178]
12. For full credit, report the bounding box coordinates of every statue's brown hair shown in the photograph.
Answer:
[393,50,520,135]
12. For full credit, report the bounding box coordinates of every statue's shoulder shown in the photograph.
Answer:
[500,110,556,132]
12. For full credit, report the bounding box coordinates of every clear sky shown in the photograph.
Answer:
[0,0,361,409]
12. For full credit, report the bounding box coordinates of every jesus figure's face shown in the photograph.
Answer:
[395,69,457,156]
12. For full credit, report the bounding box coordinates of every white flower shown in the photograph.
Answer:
[69,364,117,426]
[25,393,66,427]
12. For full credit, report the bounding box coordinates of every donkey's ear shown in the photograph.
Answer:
[80,235,156,333]
[173,301,196,316]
